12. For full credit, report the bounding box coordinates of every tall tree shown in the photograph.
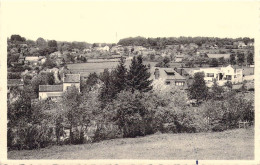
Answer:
[36,37,47,49]
[114,57,128,93]
[210,58,219,67]
[62,86,81,144]
[230,54,236,65]
[99,69,117,106]
[247,52,254,65]
[127,55,152,92]
[48,40,58,48]
[237,52,245,66]
[188,72,208,103]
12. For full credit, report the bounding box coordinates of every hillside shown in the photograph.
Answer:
[8,127,254,160]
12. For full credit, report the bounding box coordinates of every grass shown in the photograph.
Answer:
[8,127,254,160]
[67,61,157,73]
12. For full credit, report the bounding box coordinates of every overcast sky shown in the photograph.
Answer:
[1,1,258,43]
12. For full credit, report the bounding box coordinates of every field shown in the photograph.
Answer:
[67,61,158,73]
[8,127,254,160]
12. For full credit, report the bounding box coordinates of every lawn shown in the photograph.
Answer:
[8,127,254,160]
[67,61,157,73]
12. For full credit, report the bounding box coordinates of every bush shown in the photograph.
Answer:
[93,124,122,142]
[8,124,55,150]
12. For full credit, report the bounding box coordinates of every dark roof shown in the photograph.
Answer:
[63,74,80,83]
[8,79,24,86]
[39,85,63,92]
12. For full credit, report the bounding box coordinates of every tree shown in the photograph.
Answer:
[99,69,117,106]
[111,90,156,137]
[31,72,55,97]
[62,86,82,144]
[81,72,99,93]
[209,80,224,100]
[188,72,208,103]
[114,57,128,93]
[127,56,153,93]
[218,57,226,66]
[10,35,26,42]
[237,52,245,66]
[36,37,47,49]
[247,52,254,65]
[230,53,236,65]
[210,58,219,67]
[42,57,57,69]
[48,40,58,48]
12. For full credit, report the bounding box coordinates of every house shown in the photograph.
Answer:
[247,42,254,47]
[206,54,230,59]
[39,85,63,100]
[63,74,80,92]
[7,79,24,91]
[192,65,243,86]
[175,54,185,62]
[25,56,39,65]
[150,67,187,88]
[38,74,81,100]
[234,41,247,49]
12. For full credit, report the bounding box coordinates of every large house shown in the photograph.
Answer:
[39,74,80,100]
[192,65,243,86]
[63,74,81,92]
[150,67,187,88]
[39,85,64,100]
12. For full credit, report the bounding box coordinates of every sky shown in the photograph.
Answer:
[1,1,258,43]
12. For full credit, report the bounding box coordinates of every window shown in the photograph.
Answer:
[226,75,232,80]
[207,73,214,77]
[175,81,184,86]
[165,81,171,85]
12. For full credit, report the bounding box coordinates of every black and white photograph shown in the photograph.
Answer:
[0,0,259,164]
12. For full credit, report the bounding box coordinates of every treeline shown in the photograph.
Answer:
[118,36,254,49]
[8,56,254,150]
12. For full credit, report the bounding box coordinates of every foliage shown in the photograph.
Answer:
[247,52,254,65]
[114,57,128,93]
[188,72,208,103]
[230,54,236,65]
[80,72,99,92]
[237,52,245,66]
[31,72,55,96]
[155,56,170,68]
[210,58,219,67]
[10,34,26,42]
[42,57,57,69]
[127,56,153,92]
[209,80,224,100]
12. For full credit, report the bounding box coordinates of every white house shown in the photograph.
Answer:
[192,65,243,87]
[63,74,81,92]
[39,74,81,100]
[39,85,63,100]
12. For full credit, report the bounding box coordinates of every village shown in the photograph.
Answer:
[7,35,255,159]
[8,35,254,102]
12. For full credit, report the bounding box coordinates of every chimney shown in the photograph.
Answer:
[154,68,160,79]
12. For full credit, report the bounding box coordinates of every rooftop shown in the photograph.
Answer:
[63,74,80,83]
[39,85,63,92]
[8,79,24,86]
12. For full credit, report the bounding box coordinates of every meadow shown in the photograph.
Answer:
[67,61,157,73]
[8,127,254,160]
